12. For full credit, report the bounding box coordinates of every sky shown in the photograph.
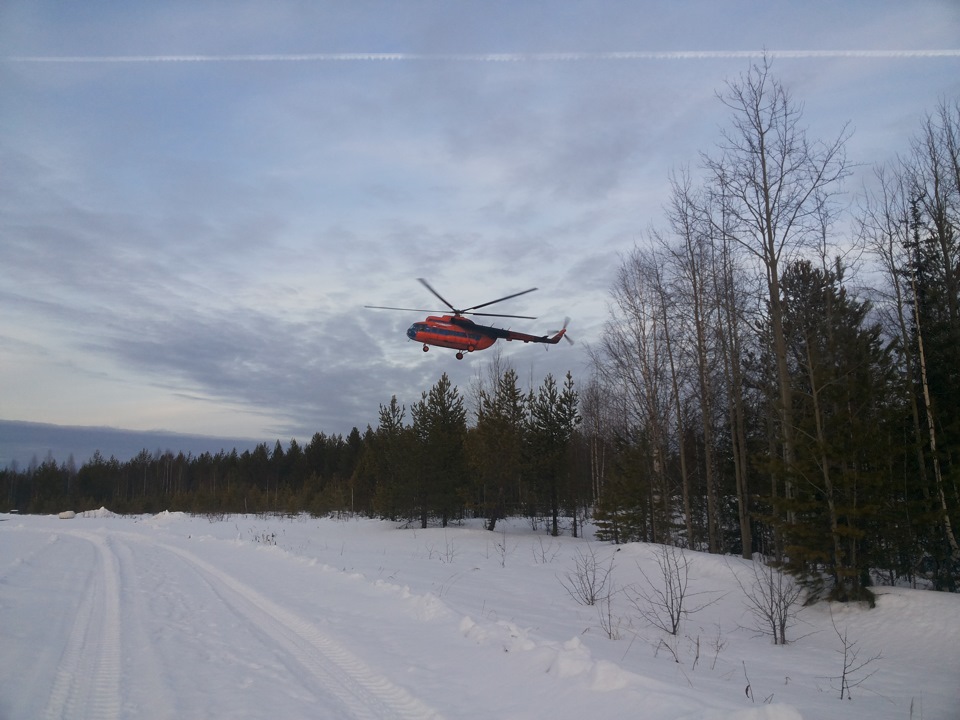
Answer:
[2,0,959,448]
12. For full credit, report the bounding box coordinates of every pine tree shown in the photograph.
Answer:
[412,373,468,528]
[369,396,415,521]
[470,367,528,531]
[528,372,582,536]
[593,434,652,544]
[778,259,898,603]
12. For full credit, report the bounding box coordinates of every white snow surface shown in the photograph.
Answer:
[1,512,956,719]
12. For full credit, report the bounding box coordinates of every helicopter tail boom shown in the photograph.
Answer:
[503,326,569,345]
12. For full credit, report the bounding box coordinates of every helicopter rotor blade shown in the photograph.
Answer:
[463,286,538,314]
[364,304,536,320]
[373,279,540,319]
[417,278,458,313]
[364,305,446,314]
[467,311,538,320]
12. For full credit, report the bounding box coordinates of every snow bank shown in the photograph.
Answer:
[459,616,641,690]
[143,509,188,526]
[80,507,117,518]
[457,615,805,719]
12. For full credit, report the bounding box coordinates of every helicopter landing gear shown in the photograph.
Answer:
[422,344,429,352]
[456,351,464,360]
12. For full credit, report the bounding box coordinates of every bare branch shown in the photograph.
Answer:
[626,544,725,636]
[729,555,804,645]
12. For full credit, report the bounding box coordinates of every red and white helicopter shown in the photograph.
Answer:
[367,278,571,359]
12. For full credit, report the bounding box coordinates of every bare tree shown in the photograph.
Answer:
[820,609,883,700]
[641,235,695,550]
[703,56,851,535]
[730,555,803,645]
[665,170,722,553]
[905,100,960,563]
[580,376,612,513]
[626,544,722,636]
[558,544,615,607]
[860,164,931,577]
[652,166,756,558]
[710,205,755,559]
[909,100,960,328]
[594,246,674,543]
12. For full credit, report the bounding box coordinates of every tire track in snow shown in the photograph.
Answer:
[42,531,122,720]
[152,540,443,720]
[109,536,177,719]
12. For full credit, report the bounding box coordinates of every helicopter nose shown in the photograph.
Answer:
[406,324,418,340]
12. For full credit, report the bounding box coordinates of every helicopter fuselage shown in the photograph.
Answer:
[367,278,568,359]
[407,315,498,354]
[407,315,564,358]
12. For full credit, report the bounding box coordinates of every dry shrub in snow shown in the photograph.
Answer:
[625,544,723,637]
[730,555,804,645]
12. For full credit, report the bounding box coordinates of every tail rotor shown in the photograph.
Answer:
[548,317,574,345]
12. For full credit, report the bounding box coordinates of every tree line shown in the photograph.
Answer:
[1,369,585,535]
[587,60,960,601]
[2,59,958,601]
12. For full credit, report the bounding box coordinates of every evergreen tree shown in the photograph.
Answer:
[470,367,528,531]
[411,373,468,528]
[369,396,415,521]
[528,372,582,536]
[593,434,652,544]
[778,259,898,603]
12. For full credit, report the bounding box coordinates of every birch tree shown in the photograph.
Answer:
[703,56,850,537]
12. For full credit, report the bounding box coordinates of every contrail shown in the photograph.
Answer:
[4,49,959,63]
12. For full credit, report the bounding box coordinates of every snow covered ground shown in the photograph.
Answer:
[1,511,956,719]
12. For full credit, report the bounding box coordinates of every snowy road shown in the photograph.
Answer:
[2,523,442,720]
[2,512,958,720]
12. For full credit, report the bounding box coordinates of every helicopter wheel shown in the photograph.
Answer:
[422,344,429,352]
[456,351,464,360]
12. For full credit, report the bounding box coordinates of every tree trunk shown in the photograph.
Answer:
[910,266,960,560]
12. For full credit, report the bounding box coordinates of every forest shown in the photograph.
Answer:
[2,61,958,602]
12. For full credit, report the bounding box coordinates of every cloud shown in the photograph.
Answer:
[6,50,960,63]
[1,0,957,441]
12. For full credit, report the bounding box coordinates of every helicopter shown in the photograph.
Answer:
[366,278,571,359]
